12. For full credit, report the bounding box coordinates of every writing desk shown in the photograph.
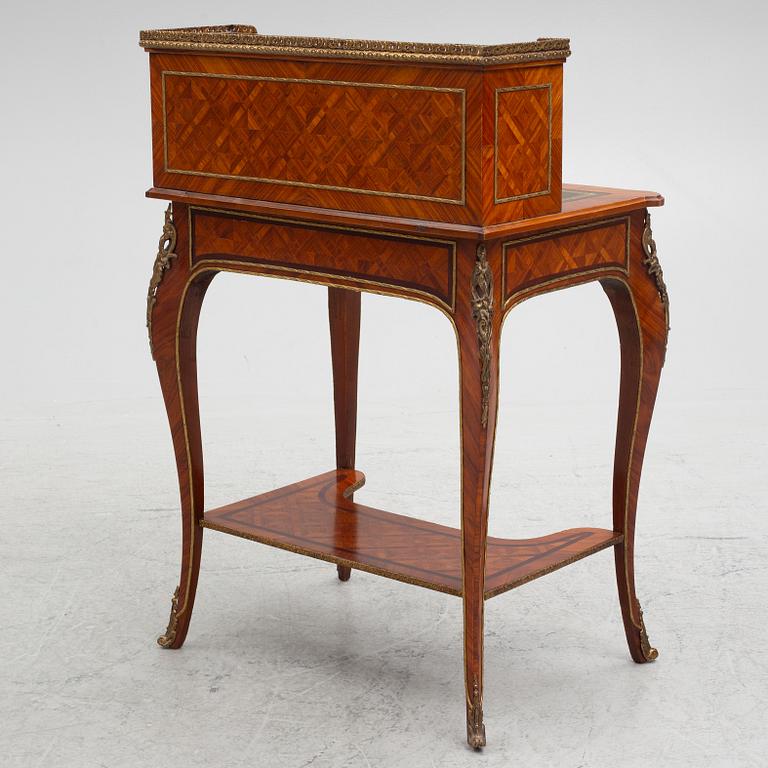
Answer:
[141,26,668,749]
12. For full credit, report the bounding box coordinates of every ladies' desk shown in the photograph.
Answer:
[141,26,668,748]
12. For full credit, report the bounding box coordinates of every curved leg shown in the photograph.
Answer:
[601,211,669,663]
[457,242,501,748]
[148,203,217,649]
[328,287,361,582]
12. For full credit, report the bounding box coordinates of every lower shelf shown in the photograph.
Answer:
[202,470,622,598]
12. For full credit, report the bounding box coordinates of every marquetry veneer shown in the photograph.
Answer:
[202,469,622,598]
[142,26,669,752]
[141,25,567,226]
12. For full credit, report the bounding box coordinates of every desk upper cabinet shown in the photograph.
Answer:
[140,25,568,226]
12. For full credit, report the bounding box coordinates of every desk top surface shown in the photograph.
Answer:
[139,25,570,66]
[147,183,663,240]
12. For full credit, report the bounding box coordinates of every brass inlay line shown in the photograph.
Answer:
[483,533,623,599]
[620,276,647,636]
[168,262,201,626]
[609,227,660,654]
[161,71,467,205]
[200,519,464,597]
[189,205,458,311]
[494,83,553,204]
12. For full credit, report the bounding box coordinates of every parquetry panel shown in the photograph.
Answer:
[162,72,465,203]
[503,217,629,302]
[495,84,552,202]
[202,470,622,598]
[191,208,455,309]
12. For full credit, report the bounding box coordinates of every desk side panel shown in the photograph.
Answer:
[189,207,456,310]
[483,63,563,224]
[502,216,629,306]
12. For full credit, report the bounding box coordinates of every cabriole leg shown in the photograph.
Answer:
[601,211,670,663]
[457,242,501,748]
[147,203,217,649]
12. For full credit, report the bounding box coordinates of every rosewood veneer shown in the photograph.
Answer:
[141,25,669,750]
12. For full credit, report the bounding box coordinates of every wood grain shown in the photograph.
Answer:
[147,183,663,240]
[495,85,551,201]
[328,287,361,582]
[147,189,666,747]
[162,70,465,202]
[149,203,213,650]
[503,216,629,304]
[148,51,564,225]
[201,470,621,597]
[601,210,668,664]
[485,65,563,224]
[191,206,456,310]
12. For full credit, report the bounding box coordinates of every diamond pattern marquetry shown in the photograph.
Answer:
[202,470,621,598]
[149,53,567,224]
[163,72,465,202]
[503,218,629,302]
[495,85,551,202]
[191,208,455,309]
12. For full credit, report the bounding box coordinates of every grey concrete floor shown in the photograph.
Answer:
[2,396,766,767]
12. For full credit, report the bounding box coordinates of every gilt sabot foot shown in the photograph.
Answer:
[637,607,659,662]
[466,680,486,749]
[157,586,180,649]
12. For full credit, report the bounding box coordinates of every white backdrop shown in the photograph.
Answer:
[2,3,767,766]
[1,0,766,414]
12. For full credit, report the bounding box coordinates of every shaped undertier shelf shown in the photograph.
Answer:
[201,470,622,598]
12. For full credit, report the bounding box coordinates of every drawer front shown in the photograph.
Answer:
[190,208,456,310]
[502,217,629,304]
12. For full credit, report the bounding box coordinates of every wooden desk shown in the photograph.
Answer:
[141,27,668,749]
